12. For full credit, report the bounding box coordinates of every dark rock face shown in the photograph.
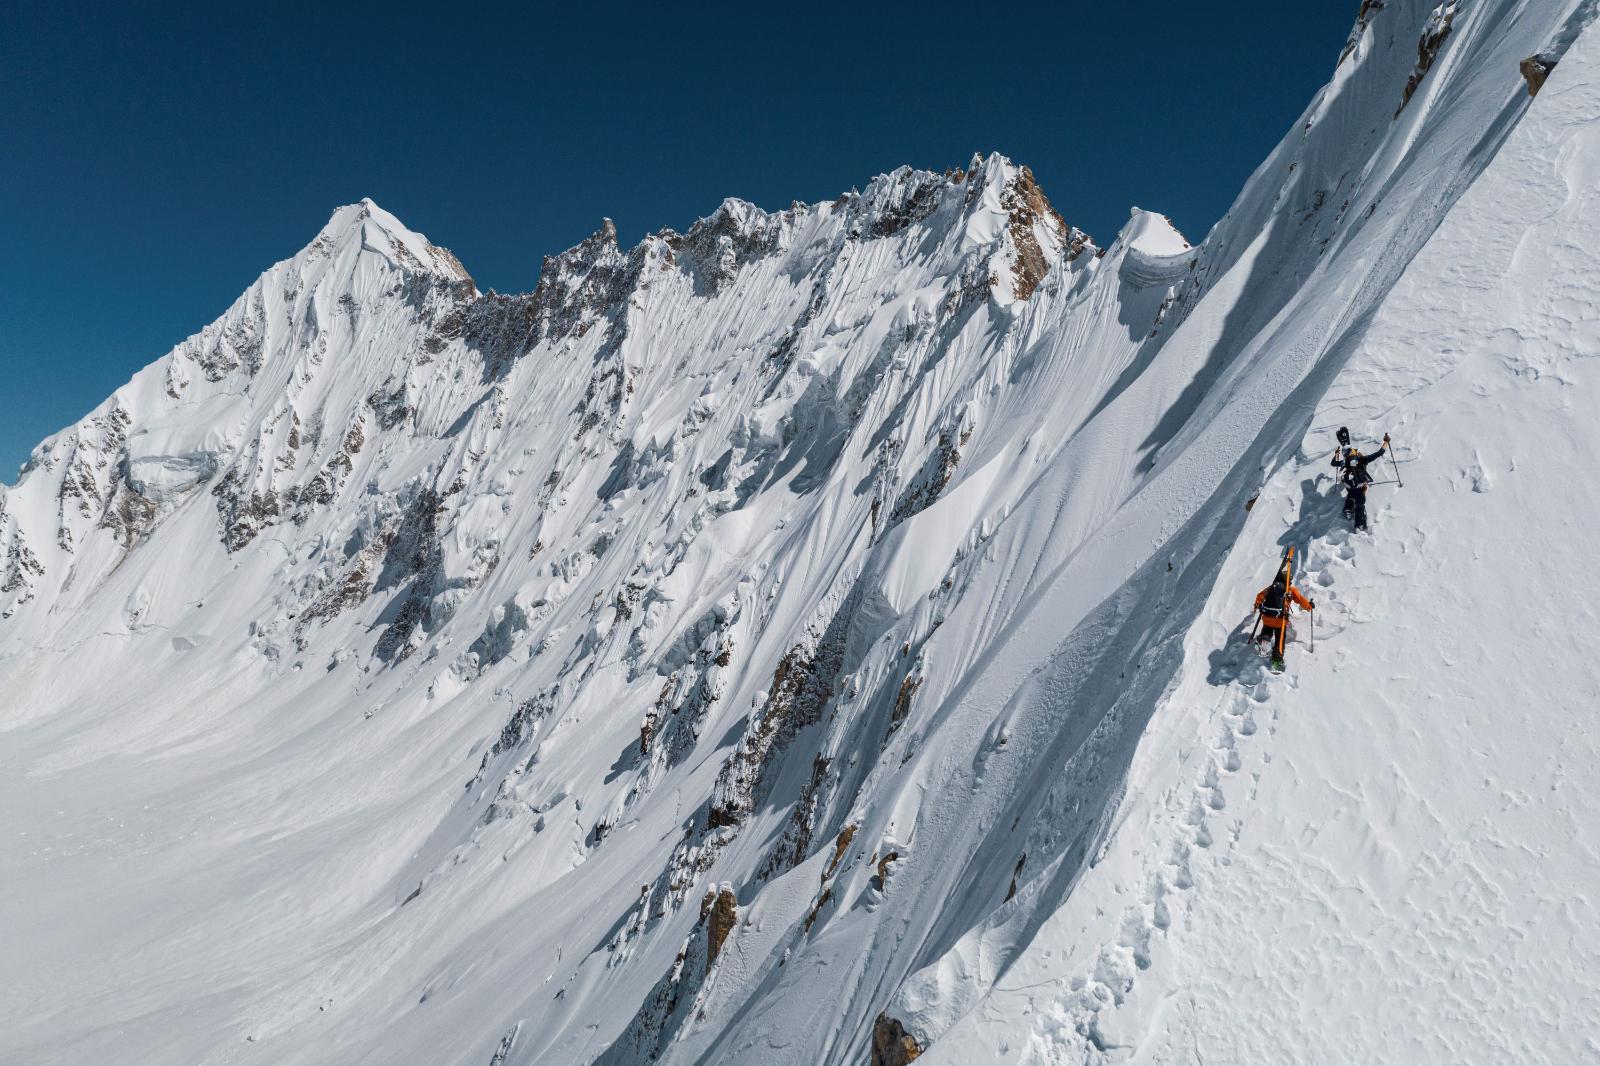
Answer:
[872,1014,923,1066]
[439,222,637,382]
[212,472,280,553]
[704,887,737,972]
[187,302,268,383]
[291,421,365,518]
[486,1023,520,1066]
[706,614,848,832]
[366,379,412,431]
[373,488,448,662]
[639,631,731,768]
[1521,54,1556,96]
[665,204,785,297]
[1340,0,1386,64]
[1398,3,1457,115]
[98,481,158,549]
[759,753,834,882]
[864,170,947,239]
[886,426,965,531]
[1,526,45,607]
[1002,165,1089,301]
[592,884,739,1066]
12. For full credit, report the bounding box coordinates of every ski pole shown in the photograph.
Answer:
[1388,436,1403,488]
[1310,608,1315,653]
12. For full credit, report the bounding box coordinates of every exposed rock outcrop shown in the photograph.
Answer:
[1397,2,1458,115]
[703,887,737,972]
[1001,165,1089,300]
[706,615,848,831]
[1340,0,1386,63]
[1,525,44,608]
[872,1013,923,1066]
[1521,54,1556,95]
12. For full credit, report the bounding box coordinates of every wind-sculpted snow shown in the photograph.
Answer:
[3,2,1599,1063]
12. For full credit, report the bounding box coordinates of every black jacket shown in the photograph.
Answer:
[1335,443,1388,490]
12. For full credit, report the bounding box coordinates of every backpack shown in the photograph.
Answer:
[1261,580,1288,618]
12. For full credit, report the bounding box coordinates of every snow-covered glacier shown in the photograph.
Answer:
[3,1,1598,1062]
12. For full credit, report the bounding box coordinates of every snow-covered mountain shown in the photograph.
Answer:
[4,2,1599,1062]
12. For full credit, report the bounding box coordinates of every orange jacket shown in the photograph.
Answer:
[1255,583,1312,629]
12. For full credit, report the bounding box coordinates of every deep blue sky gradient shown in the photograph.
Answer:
[0,1,1356,479]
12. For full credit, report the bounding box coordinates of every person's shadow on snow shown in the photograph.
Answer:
[1206,615,1261,686]
[1275,475,1345,556]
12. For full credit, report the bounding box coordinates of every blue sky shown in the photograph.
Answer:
[0,2,1356,479]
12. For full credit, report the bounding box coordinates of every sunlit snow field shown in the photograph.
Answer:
[3,2,1598,1063]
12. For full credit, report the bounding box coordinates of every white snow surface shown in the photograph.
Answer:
[3,3,1599,1063]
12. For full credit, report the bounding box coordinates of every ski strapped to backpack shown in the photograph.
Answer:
[1269,547,1293,613]
[1250,546,1295,639]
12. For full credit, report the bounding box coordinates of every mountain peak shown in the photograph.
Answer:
[309,198,475,287]
[1121,208,1191,255]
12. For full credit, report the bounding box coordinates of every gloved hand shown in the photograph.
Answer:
[1309,599,1316,610]
[1383,433,1391,444]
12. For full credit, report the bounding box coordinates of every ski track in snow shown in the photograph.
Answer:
[3,3,1600,1064]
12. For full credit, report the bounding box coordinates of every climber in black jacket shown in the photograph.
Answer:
[1332,430,1392,531]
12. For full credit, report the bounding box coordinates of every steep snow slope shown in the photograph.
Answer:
[2,2,1596,1064]
[904,14,1600,1065]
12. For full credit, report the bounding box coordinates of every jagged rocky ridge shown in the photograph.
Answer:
[3,1,1599,1063]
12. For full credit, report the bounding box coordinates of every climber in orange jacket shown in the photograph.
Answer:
[1253,574,1313,669]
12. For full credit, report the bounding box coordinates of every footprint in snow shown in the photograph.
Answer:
[1213,728,1242,772]
[1167,841,1195,890]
